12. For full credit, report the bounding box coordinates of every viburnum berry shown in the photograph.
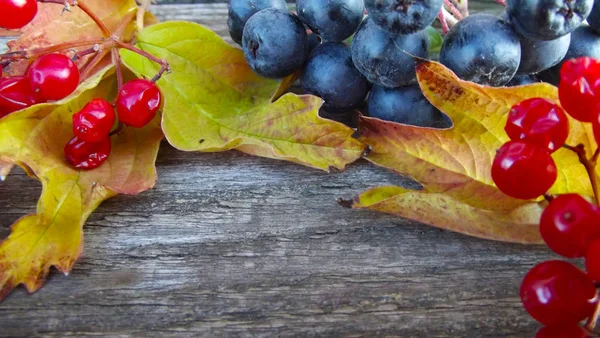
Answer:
[116,79,161,128]
[585,239,600,282]
[540,194,600,258]
[520,260,598,326]
[535,325,588,338]
[73,98,116,143]
[491,140,557,200]
[64,136,111,170]
[27,53,80,101]
[505,98,569,153]
[0,76,39,118]
[559,57,600,122]
[0,0,38,30]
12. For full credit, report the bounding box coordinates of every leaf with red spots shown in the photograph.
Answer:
[120,21,366,171]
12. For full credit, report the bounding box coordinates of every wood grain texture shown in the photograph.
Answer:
[0,2,560,337]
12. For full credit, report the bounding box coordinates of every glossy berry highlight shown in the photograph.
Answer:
[116,79,162,128]
[505,98,569,153]
[491,140,557,200]
[64,136,111,170]
[0,0,38,30]
[559,57,600,122]
[27,53,80,102]
[540,194,600,258]
[520,260,598,326]
[0,76,39,118]
[73,98,116,143]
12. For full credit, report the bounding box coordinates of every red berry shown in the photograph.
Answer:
[521,260,598,326]
[64,136,111,170]
[72,98,116,142]
[536,325,588,338]
[0,0,37,29]
[491,140,557,200]
[585,239,600,282]
[116,79,161,128]
[505,98,569,153]
[0,76,39,118]
[540,194,600,258]
[27,53,80,101]
[559,57,600,122]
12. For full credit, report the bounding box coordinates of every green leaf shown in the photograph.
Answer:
[426,26,443,54]
[121,21,366,171]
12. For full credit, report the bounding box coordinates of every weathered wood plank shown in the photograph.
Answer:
[0,3,555,337]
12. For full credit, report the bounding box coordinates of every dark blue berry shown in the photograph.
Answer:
[297,0,364,42]
[588,0,600,34]
[517,33,571,75]
[227,0,288,45]
[367,84,450,128]
[300,42,369,111]
[242,9,309,78]
[351,18,429,88]
[507,75,539,86]
[506,0,593,40]
[440,14,521,87]
[364,0,443,35]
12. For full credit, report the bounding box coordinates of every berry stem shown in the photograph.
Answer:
[113,40,170,82]
[109,121,124,136]
[0,39,104,63]
[585,296,600,331]
[71,44,101,61]
[494,0,506,6]
[563,144,600,206]
[111,48,123,90]
[438,8,458,33]
[438,10,450,34]
[443,0,464,20]
[455,0,469,17]
[37,0,112,38]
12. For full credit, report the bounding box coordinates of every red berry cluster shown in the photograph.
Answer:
[65,79,162,170]
[1,53,80,118]
[492,57,600,336]
[0,0,166,171]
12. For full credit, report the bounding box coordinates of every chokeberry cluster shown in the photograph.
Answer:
[227,0,600,129]
[0,0,167,171]
[490,56,600,336]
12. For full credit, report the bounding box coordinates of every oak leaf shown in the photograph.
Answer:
[349,60,595,243]
[0,69,163,300]
[120,21,366,171]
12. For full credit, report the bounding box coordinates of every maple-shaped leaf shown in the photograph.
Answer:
[0,68,163,300]
[120,21,366,171]
[349,60,595,244]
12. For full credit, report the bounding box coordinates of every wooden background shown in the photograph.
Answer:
[0,1,566,337]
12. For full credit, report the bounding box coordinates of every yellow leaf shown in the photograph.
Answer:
[355,60,595,243]
[0,69,163,300]
[347,186,544,244]
[120,21,366,171]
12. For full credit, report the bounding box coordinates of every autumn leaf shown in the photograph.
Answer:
[120,21,366,171]
[0,69,163,300]
[350,60,596,243]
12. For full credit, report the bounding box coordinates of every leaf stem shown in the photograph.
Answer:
[111,48,123,91]
[563,144,600,206]
[113,40,170,82]
[585,295,600,331]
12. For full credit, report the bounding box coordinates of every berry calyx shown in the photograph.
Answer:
[64,136,111,170]
[540,194,600,258]
[585,239,600,282]
[0,0,38,30]
[491,140,557,200]
[535,325,588,338]
[72,98,116,143]
[116,79,161,128]
[505,98,569,153]
[0,76,39,118]
[558,57,600,122]
[27,53,80,101]
[520,260,598,326]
